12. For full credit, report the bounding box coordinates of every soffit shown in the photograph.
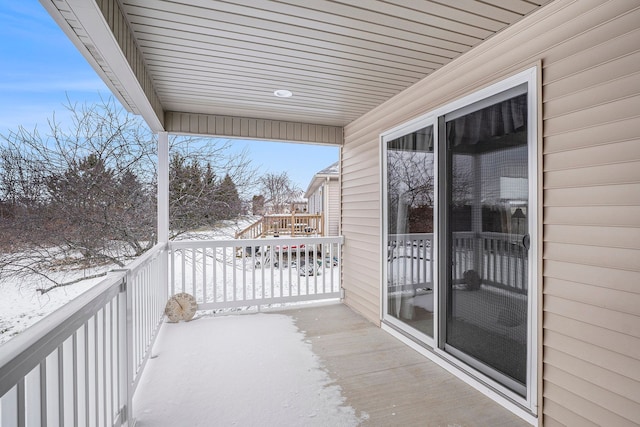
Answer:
[42,0,553,131]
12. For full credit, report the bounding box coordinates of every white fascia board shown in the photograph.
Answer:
[305,172,339,198]
[40,0,164,131]
[304,176,323,199]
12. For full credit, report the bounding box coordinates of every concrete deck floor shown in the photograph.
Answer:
[135,302,531,426]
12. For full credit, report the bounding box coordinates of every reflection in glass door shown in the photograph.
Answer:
[443,88,529,395]
[386,125,435,338]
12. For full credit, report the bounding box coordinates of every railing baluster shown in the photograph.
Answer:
[58,344,64,427]
[203,247,208,304]
[278,246,283,298]
[233,247,238,301]
[72,331,79,427]
[288,246,293,297]
[40,361,47,427]
[329,243,334,293]
[313,248,318,295]
[109,301,115,426]
[213,245,218,303]
[242,247,246,302]
[102,306,108,427]
[17,378,25,427]
[94,313,100,427]
[270,246,275,299]
[251,246,256,300]
[181,249,186,294]
[320,243,326,294]
[192,248,197,298]
[171,248,176,296]
[223,246,229,302]
[305,248,310,296]
[85,321,91,427]
[298,246,303,296]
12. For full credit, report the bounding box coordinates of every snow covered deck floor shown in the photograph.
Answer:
[133,303,530,426]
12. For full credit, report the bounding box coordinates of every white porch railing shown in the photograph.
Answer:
[388,233,434,293]
[0,236,342,426]
[0,243,167,427]
[451,231,528,294]
[169,236,343,310]
[388,232,528,294]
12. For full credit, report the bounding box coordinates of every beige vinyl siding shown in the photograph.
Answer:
[341,131,381,322]
[542,9,640,422]
[307,189,321,214]
[327,179,340,236]
[341,0,640,423]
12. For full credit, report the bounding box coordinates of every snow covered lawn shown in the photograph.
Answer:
[133,312,363,426]
[0,275,105,345]
[0,218,256,346]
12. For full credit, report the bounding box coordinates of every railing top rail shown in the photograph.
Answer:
[0,271,126,397]
[123,242,167,273]
[170,235,344,248]
[389,233,434,239]
[235,218,263,238]
[264,213,321,218]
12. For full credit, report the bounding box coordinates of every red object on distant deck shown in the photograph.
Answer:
[276,244,305,251]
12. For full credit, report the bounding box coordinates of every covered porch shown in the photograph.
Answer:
[0,1,570,425]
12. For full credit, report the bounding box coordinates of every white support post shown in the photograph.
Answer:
[157,132,170,299]
[157,132,169,244]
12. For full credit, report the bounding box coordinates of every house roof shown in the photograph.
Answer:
[316,161,339,177]
[39,0,552,143]
[305,161,339,198]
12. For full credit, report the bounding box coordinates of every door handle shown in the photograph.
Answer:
[522,234,530,251]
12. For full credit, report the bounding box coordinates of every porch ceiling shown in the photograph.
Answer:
[40,0,552,139]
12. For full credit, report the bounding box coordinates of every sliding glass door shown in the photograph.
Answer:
[382,70,537,405]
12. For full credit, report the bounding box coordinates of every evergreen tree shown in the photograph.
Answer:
[216,174,241,219]
[46,154,116,258]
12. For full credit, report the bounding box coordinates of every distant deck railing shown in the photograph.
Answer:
[169,236,342,310]
[235,213,323,239]
[0,243,167,427]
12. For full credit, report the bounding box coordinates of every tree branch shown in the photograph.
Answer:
[36,271,108,294]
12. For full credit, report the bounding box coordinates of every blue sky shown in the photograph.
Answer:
[0,1,339,192]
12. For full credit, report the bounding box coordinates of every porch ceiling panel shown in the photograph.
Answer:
[41,0,552,136]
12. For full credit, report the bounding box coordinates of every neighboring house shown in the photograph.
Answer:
[31,1,640,425]
[304,161,340,236]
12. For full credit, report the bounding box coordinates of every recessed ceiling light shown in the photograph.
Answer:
[274,89,293,98]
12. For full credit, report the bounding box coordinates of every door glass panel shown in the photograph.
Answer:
[445,91,529,394]
[386,125,434,337]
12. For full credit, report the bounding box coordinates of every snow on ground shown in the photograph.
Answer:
[0,217,258,346]
[0,274,106,345]
[133,313,364,426]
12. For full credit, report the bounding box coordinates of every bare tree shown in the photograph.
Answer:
[0,96,257,292]
[259,172,300,214]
